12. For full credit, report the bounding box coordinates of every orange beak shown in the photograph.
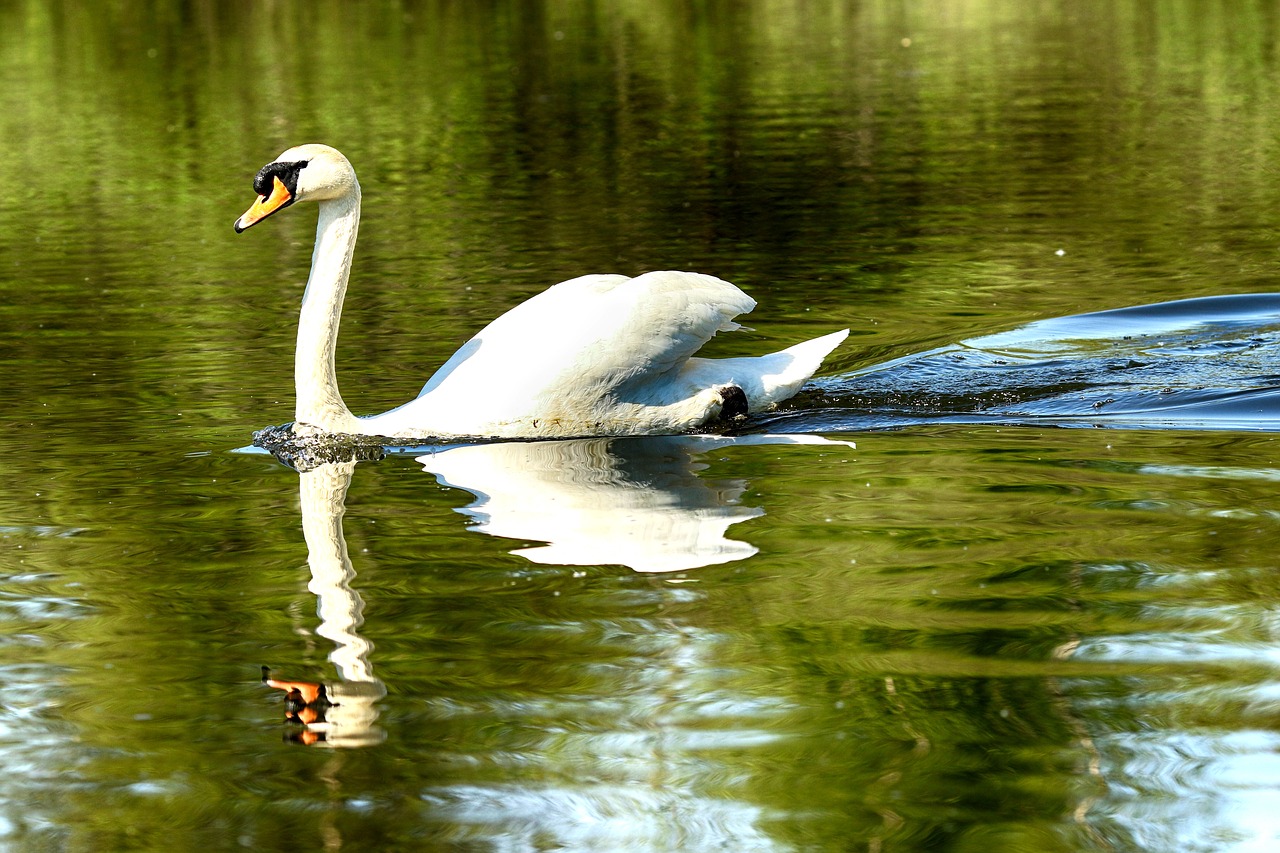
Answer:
[263,673,326,706]
[234,176,293,232]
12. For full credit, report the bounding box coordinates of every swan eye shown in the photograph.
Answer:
[253,159,309,198]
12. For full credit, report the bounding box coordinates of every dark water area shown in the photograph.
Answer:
[4,2,1280,851]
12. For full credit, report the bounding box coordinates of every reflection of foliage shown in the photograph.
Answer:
[3,1,1280,849]
[11,424,1280,848]
[4,2,1280,404]
[723,426,1280,849]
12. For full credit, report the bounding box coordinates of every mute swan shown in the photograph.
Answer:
[234,144,848,439]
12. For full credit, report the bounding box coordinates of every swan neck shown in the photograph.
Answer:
[296,189,363,432]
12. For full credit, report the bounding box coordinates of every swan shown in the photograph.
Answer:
[234,144,848,439]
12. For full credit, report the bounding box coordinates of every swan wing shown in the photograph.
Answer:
[361,270,846,438]
[423,271,753,395]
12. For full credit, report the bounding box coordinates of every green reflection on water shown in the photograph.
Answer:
[4,0,1280,429]
[5,428,1280,849]
[2,1,1280,851]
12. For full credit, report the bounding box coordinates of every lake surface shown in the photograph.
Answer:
[3,1,1280,850]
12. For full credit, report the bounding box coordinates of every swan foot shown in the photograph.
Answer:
[718,385,749,421]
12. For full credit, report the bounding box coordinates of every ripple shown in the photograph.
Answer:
[1094,729,1280,853]
[773,294,1280,433]
[417,782,783,853]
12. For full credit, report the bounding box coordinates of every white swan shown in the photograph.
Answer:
[235,144,848,439]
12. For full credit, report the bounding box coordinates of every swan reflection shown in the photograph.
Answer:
[419,434,849,573]
[258,433,852,848]
[266,433,851,747]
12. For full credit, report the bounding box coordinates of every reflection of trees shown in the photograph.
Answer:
[4,0,1280,846]
[7,425,1280,848]
[6,1,1280,450]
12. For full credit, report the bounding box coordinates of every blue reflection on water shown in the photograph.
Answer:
[774,293,1280,433]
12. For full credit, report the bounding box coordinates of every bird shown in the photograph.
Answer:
[234,144,848,440]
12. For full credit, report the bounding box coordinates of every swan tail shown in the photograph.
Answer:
[685,328,849,412]
[751,328,849,407]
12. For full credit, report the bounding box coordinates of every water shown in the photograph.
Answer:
[4,1,1280,850]
[793,293,1280,432]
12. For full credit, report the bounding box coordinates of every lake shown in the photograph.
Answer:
[3,1,1280,850]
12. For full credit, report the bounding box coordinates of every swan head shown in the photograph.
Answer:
[234,144,359,233]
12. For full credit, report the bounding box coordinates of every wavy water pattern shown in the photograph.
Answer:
[774,294,1280,433]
